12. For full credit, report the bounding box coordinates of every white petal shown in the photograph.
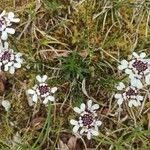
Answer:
[73,107,82,114]
[132,52,139,58]
[0,10,6,17]
[118,65,124,70]
[15,53,22,58]
[125,69,132,74]
[7,12,20,22]
[116,82,125,90]
[27,89,36,94]
[0,62,2,67]
[1,100,11,111]
[117,98,124,105]
[41,75,47,82]
[128,100,133,107]
[9,66,15,74]
[87,100,92,109]
[32,94,38,102]
[140,52,146,58]
[128,100,139,107]
[11,18,20,23]
[8,12,14,19]
[4,65,9,71]
[94,125,98,131]
[16,58,23,64]
[144,59,150,63]
[4,41,9,49]
[114,93,122,99]
[118,60,128,70]
[130,78,143,89]
[1,31,8,40]
[51,87,57,93]
[91,104,99,110]
[47,95,55,102]
[43,98,49,105]
[27,96,34,107]
[70,119,78,125]
[80,103,86,111]
[91,129,99,136]
[136,95,143,101]
[7,62,13,66]
[36,75,42,82]
[95,120,102,126]
[72,125,79,133]
[14,63,21,68]
[145,74,150,85]
[5,28,15,34]
[87,131,92,140]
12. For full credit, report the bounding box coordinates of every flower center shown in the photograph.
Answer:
[38,85,49,96]
[126,88,137,97]
[81,112,94,127]
[132,60,148,74]
[1,51,11,61]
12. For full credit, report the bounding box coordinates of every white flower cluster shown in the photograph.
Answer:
[0,10,20,40]
[118,52,150,88]
[0,42,23,74]
[27,75,57,105]
[70,100,102,140]
[0,11,23,74]
[115,82,143,107]
[0,10,22,112]
[115,52,150,107]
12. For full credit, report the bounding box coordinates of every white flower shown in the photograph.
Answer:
[0,42,23,74]
[70,100,102,140]
[1,100,11,111]
[27,75,57,105]
[118,52,150,88]
[114,82,143,107]
[0,10,20,40]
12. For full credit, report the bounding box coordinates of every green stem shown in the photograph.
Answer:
[31,103,51,149]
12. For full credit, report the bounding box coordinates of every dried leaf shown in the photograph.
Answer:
[48,50,88,60]
[82,78,90,99]
[51,50,70,59]
[0,72,6,94]
[26,91,34,107]
[30,117,45,130]
[12,132,21,148]
[59,135,82,150]
[101,107,110,115]
[78,50,89,58]
[58,140,69,150]
[67,136,77,150]
[60,133,70,144]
